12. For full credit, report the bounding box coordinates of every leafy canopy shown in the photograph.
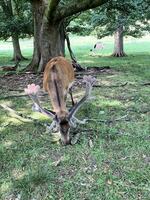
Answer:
[0,0,33,40]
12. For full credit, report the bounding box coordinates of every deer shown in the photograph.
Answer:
[24,56,96,145]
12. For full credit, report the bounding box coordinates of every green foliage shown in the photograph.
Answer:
[68,0,150,38]
[91,0,150,38]
[0,0,33,40]
[67,11,93,35]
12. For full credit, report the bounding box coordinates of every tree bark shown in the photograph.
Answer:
[26,0,43,72]
[27,0,108,72]
[38,20,65,72]
[26,0,65,72]
[112,26,126,57]
[11,34,26,61]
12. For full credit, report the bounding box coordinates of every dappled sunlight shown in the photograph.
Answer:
[30,112,50,121]
[0,114,25,130]
[0,100,48,126]
[9,117,28,125]
[0,100,13,107]
[106,74,119,78]
[79,59,95,64]
[12,168,26,180]
[100,99,122,107]
[19,105,51,120]
[73,90,84,99]
[1,115,28,126]
[93,96,123,108]
[0,181,12,194]
[3,140,14,148]
[99,80,112,86]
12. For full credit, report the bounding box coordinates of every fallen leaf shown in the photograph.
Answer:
[88,139,94,148]
[51,157,63,167]
[107,179,113,185]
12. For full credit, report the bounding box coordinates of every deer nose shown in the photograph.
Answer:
[61,135,71,145]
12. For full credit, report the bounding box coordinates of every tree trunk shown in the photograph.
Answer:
[26,0,65,72]
[112,26,126,57]
[26,0,109,72]
[26,0,44,72]
[12,34,26,61]
[38,20,65,72]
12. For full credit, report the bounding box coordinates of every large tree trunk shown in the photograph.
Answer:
[26,0,65,72]
[26,0,108,72]
[38,20,65,72]
[26,0,44,72]
[112,26,126,57]
[12,34,26,61]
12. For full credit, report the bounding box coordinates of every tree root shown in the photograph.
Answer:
[111,52,127,57]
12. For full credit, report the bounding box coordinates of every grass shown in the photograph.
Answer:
[0,36,150,200]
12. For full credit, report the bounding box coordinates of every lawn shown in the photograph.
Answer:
[0,36,150,200]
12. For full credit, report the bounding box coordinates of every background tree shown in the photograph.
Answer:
[27,0,109,72]
[67,11,92,36]
[92,0,150,56]
[0,0,32,61]
[68,0,150,57]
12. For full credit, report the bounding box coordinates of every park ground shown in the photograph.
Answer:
[0,36,150,200]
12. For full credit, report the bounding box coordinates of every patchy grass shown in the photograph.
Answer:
[0,36,150,199]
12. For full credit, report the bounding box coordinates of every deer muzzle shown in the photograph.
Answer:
[59,121,71,145]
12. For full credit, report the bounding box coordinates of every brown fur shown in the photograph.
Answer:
[43,56,74,115]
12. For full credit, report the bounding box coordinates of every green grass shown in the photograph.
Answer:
[0,35,150,70]
[0,36,150,200]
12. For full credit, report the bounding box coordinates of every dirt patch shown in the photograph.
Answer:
[0,67,114,91]
[0,73,43,91]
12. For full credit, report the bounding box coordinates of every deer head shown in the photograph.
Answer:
[24,75,96,145]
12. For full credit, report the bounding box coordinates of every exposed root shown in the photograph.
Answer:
[111,52,127,57]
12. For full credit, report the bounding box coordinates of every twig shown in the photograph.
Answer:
[93,82,128,88]
[140,82,150,86]
[6,89,23,92]
[76,72,108,77]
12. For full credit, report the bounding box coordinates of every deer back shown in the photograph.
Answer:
[43,56,74,114]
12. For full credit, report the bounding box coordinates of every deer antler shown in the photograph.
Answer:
[25,75,96,135]
[68,75,96,121]
[24,84,55,119]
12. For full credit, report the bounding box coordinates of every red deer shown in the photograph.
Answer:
[25,56,96,145]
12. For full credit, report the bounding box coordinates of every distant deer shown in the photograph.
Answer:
[25,56,96,145]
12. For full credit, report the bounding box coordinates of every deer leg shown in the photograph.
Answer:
[69,87,75,106]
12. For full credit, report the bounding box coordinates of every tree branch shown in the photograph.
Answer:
[56,0,108,20]
[47,0,61,20]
